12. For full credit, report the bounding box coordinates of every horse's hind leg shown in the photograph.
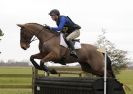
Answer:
[79,62,101,76]
[79,62,91,73]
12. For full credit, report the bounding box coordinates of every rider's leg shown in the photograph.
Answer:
[66,29,80,40]
[66,29,80,58]
[66,40,77,56]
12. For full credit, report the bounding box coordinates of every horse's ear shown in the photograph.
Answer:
[17,24,24,28]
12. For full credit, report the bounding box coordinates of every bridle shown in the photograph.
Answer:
[26,26,57,44]
[29,26,45,43]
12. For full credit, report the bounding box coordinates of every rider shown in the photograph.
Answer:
[45,9,81,58]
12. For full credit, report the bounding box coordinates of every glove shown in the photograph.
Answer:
[44,24,51,30]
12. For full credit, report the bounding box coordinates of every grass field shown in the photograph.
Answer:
[0,66,133,94]
[0,67,32,94]
[116,69,133,94]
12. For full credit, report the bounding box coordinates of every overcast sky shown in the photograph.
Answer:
[0,0,133,62]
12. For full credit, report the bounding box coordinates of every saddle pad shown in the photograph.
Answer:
[60,33,81,49]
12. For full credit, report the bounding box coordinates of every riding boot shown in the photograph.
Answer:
[67,40,78,58]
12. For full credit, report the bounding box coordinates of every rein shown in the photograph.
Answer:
[29,26,45,43]
[29,26,57,44]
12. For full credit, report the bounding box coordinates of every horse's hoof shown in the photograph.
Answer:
[50,69,58,74]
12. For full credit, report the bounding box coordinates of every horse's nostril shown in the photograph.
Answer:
[24,48,26,50]
[22,47,26,50]
[21,43,29,50]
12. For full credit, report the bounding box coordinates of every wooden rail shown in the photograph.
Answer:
[0,66,89,94]
[47,66,84,77]
[0,73,32,89]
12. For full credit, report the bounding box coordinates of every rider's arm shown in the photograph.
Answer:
[50,16,66,32]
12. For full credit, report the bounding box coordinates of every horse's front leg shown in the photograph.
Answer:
[40,52,58,74]
[30,53,44,70]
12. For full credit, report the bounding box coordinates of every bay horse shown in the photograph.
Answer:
[17,23,115,78]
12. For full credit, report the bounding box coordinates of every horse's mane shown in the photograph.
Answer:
[27,23,60,36]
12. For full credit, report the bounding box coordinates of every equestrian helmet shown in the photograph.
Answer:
[49,9,60,16]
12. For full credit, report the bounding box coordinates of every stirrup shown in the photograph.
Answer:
[70,51,78,58]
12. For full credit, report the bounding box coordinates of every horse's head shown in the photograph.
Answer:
[17,24,34,50]
[17,23,60,50]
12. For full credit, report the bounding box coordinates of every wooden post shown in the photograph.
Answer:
[32,67,38,94]
[47,72,50,76]
[58,73,60,77]
[79,73,82,77]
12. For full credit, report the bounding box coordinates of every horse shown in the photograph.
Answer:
[17,23,115,78]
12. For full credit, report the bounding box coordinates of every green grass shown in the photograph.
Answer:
[116,69,133,94]
[0,67,32,94]
[0,67,32,85]
[0,67,133,94]
[0,78,31,85]
[0,67,32,74]
[0,89,31,94]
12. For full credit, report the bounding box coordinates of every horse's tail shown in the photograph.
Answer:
[102,53,116,78]
[106,54,116,78]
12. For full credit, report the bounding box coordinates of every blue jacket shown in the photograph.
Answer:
[51,16,81,33]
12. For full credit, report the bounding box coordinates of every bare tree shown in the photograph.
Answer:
[95,29,130,74]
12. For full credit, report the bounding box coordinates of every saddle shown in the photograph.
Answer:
[60,33,81,49]
[58,33,81,65]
